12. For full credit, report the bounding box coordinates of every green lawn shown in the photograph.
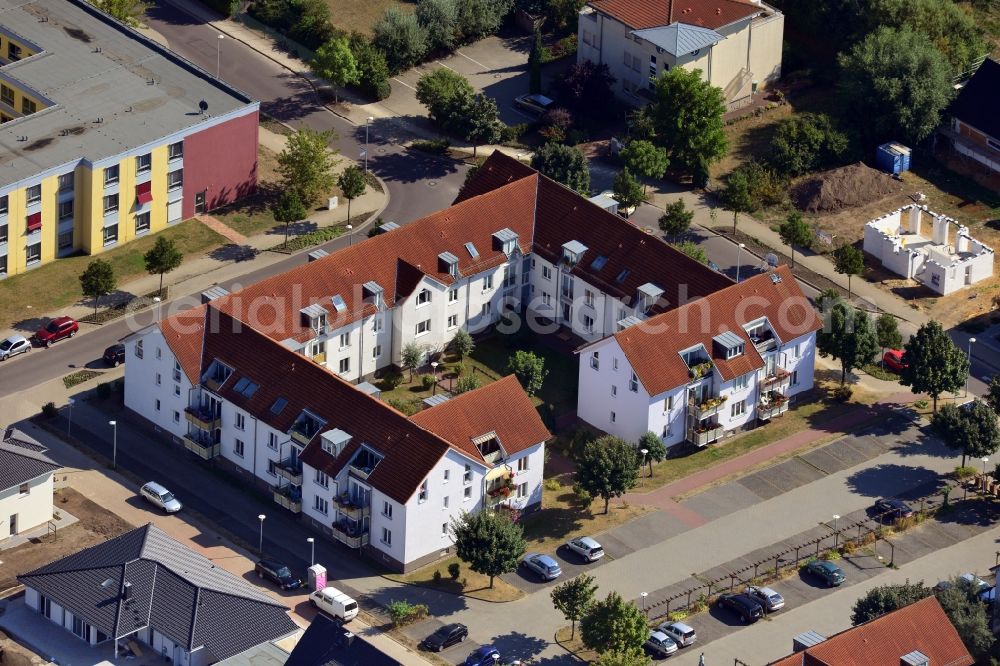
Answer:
[0,219,224,330]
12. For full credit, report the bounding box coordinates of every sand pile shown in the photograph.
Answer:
[793,162,904,213]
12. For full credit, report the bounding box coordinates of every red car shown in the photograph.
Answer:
[35,316,79,347]
[883,349,907,372]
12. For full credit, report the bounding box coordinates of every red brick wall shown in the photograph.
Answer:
[182,109,259,219]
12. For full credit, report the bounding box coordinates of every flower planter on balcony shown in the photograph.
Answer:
[691,426,725,446]
[184,407,220,431]
[693,396,727,420]
[183,434,220,460]
[760,369,791,390]
[272,488,302,513]
[275,461,302,485]
[758,400,789,421]
[335,497,370,520]
[330,528,369,549]
[290,429,314,446]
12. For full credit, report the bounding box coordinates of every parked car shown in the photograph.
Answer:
[883,349,906,372]
[746,585,785,612]
[513,93,554,116]
[522,553,562,581]
[565,536,605,562]
[34,316,78,347]
[716,593,764,623]
[936,574,995,603]
[0,335,31,361]
[874,497,914,520]
[804,560,845,587]
[309,586,359,621]
[644,630,678,657]
[103,343,126,367]
[421,623,468,652]
[139,481,182,513]
[464,645,501,666]
[657,621,696,647]
[254,558,302,590]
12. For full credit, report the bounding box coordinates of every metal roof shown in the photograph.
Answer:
[200,286,230,303]
[0,0,257,190]
[378,221,400,232]
[362,280,383,295]
[355,382,380,396]
[438,251,459,264]
[422,394,451,408]
[712,330,744,350]
[617,315,642,330]
[562,239,589,255]
[493,227,519,243]
[0,428,58,490]
[631,23,723,57]
[300,304,327,319]
[18,524,296,660]
[637,282,664,297]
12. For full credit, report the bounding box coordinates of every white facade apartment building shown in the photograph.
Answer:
[0,428,59,540]
[577,0,783,108]
[577,267,820,445]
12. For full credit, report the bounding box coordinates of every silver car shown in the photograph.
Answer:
[746,585,785,612]
[565,536,605,562]
[140,481,182,513]
[644,630,678,657]
[0,335,31,361]
[657,621,696,648]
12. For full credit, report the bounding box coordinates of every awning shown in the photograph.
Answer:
[26,212,41,232]
[136,180,153,205]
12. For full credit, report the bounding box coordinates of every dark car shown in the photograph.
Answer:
[103,343,126,367]
[874,497,914,520]
[254,558,302,590]
[464,646,500,666]
[805,560,845,587]
[513,93,554,116]
[421,623,468,652]
[34,316,78,347]
[715,593,764,623]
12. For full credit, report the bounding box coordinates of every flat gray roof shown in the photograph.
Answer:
[0,0,257,190]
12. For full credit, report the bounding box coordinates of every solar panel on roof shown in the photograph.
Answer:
[465,242,479,258]
[331,294,347,312]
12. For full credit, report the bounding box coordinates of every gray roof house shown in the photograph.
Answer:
[1,427,59,540]
[18,524,298,665]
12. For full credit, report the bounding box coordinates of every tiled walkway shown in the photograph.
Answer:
[196,214,247,244]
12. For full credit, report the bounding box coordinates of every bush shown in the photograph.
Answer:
[544,478,561,491]
[387,600,429,627]
[421,374,436,390]
[349,34,392,101]
[770,113,850,177]
[730,159,787,210]
[572,483,593,509]
[41,402,59,419]
[410,138,452,155]
[249,0,339,50]
[454,374,482,394]
[822,550,842,560]
[96,382,112,400]
[387,398,421,416]
[380,371,404,389]
[914,399,929,409]
[954,465,978,480]
[448,562,461,579]
[416,0,459,53]
[832,385,853,403]
[502,123,530,144]
[372,6,428,74]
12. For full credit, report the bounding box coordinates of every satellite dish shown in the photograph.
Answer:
[198,100,208,113]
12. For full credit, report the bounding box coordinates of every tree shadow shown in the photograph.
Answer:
[208,244,260,262]
[490,630,550,663]
[266,220,318,236]
[845,463,945,498]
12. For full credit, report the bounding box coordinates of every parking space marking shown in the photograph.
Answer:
[392,77,417,91]
[435,60,459,72]
[456,50,489,70]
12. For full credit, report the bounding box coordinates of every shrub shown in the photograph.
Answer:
[387,397,421,416]
[421,374,436,390]
[770,113,849,177]
[544,478,561,491]
[914,399,929,409]
[822,550,841,560]
[410,138,451,154]
[954,465,978,480]
[416,0,459,53]
[380,371,404,389]
[502,123,529,144]
[832,385,853,403]
[454,374,482,394]
[96,382,112,400]
[372,6,428,74]
[572,483,593,509]
[41,402,59,419]
[448,562,461,579]
[348,34,392,101]
[249,0,339,51]
[841,539,857,554]
[387,600,429,627]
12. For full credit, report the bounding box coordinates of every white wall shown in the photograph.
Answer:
[577,337,657,443]
[123,327,192,440]
[644,385,689,447]
[0,472,53,536]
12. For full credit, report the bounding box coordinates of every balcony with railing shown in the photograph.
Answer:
[275,457,303,485]
[485,472,516,507]
[758,392,789,421]
[335,494,371,520]
[272,485,302,513]
[184,405,220,431]
[748,328,777,352]
[690,395,727,420]
[689,425,725,446]
[682,348,714,382]
[760,367,791,391]
[183,430,220,460]
[331,518,369,549]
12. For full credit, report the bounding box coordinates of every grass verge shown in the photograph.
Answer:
[554,626,598,663]
[385,555,525,603]
[861,363,900,382]
[63,369,102,389]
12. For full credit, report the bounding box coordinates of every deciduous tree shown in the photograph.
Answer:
[931,400,1000,467]
[648,67,727,176]
[463,94,503,157]
[612,169,644,217]
[817,303,879,385]
[92,0,150,26]
[574,436,640,514]
[507,350,547,396]
[851,581,931,625]
[530,143,590,194]
[770,113,849,177]
[551,574,598,639]
[720,168,753,234]
[658,200,693,241]
[935,577,995,658]
[273,190,307,247]
[527,26,543,94]
[580,591,648,654]
[311,37,359,103]
[349,34,392,101]
[277,127,339,206]
[79,259,117,316]
[594,650,652,666]
[451,509,526,588]
[834,245,864,299]
[553,61,617,123]
[337,165,366,221]
[637,431,667,477]
[416,68,474,134]
[670,240,707,264]
[143,236,183,298]
[416,0,459,53]
[985,376,1000,414]
[621,140,669,194]
[900,320,969,412]
[401,342,424,381]
[778,211,812,268]
[452,328,474,358]
[875,312,903,359]
[372,6,428,74]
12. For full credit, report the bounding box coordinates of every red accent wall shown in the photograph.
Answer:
[182,109,259,219]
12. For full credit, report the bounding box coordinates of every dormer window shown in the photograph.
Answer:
[493,228,519,256]
[290,410,326,444]
[744,318,777,350]
[417,289,431,306]
[348,445,383,479]
[562,240,588,266]
[636,283,664,313]
[471,431,506,464]
[438,251,459,277]
[301,304,327,331]
[363,281,384,310]
[713,331,745,360]
[202,359,233,388]
[320,428,351,456]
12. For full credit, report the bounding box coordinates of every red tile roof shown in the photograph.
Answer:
[159,306,208,384]
[410,375,552,457]
[768,597,974,666]
[614,266,819,396]
[588,0,761,30]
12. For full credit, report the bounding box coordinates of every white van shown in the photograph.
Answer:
[309,586,359,622]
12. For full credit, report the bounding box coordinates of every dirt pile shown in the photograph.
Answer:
[793,162,904,213]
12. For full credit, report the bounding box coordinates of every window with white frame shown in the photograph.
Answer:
[339,357,350,374]
[464,463,472,484]
[481,302,491,317]
[585,289,595,307]
[168,142,183,160]
[381,527,392,545]
[611,385,617,397]
[135,340,144,358]
[26,184,41,204]
[629,372,639,392]
[373,317,383,333]
[234,439,245,457]
[443,496,449,509]
[313,496,329,515]
[58,172,74,192]
[464,486,472,500]
[172,360,181,382]
[790,343,801,358]
[583,314,594,333]
[58,201,73,222]
[443,469,450,483]
[517,457,528,472]
[733,373,749,391]
[418,480,428,502]
[383,500,393,518]
[268,433,278,450]
[613,357,619,371]
[155,373,161,386]
[448,314,458,328]
[267,460,277,476]
[339,332,351,348]
[791,369,799,385]
[103,193,118,214]
[663,395,673,412]
[103,224,118,246]
[372,344,382,358]
[173,385,180,397]
[483,274,494,290]
[590,351,599,370]
[167,169,183,191]
[449,288,459,302]
[541,292,552,306]
[610,411,616,423]
[314,469,329,488]
[155,399,160,411]
[416,289,431,306]
[542,265,552,280]
[136,153,152,174]
[104,165,119,185]
[136,212,151,234]
[442,522,449,536]
[516,483,527,498]
[416,319,431,335]
[731,400,746,418]
[235,412,245,431]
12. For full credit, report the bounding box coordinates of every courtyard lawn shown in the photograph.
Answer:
[385,555,525,603]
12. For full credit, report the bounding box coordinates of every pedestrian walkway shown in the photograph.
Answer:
[196,214,247,244]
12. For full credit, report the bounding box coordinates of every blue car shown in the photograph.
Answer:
[465,645,500,666]
[522,553,563,581]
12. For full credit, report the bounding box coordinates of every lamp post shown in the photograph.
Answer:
[152,296,162,323]
[736,243,746,283]
[431,361,439,396]
[640,448,650,477]
[108,420,117,470]
[832,513,840,549]
[216,35,224,79]
[982,457,990,476]
[67,398,75,438]
[364,116,374,173]
[346,224,353,247]
[641,591,648,616]
[966,337,976,397]
[258,514,266,556]
[307,537,315,565]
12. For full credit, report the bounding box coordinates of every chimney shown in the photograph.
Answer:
[667,0,674,22]
[123,581,132,600]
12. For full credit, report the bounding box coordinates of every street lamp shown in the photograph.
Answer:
[982,457,990,476]
[108,420,117,470]
[641,591,648,615]
[966,337,976,397]
[736,243,746,283]
[430,361,439,396]
[832,513,840,548]
[216,35,224,79]
[258,514,266,556]
[346,224,353,247]
[364,116,374,173]
[307,537,315,565]
[67,398,75,438]
[640,448,650,477]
